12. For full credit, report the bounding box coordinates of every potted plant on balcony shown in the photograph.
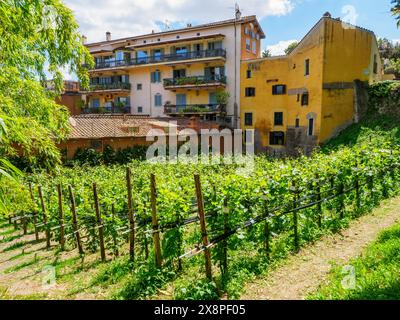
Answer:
[216,91,230,114]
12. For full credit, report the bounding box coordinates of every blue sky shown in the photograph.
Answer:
[261,0,399,53]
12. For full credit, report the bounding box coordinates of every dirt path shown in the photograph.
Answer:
[241,196,400,300]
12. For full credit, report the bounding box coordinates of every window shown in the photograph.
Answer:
[245,87,256,97]
[91,98,100,108]
[90,140,102,149]
[373,54,378,74]
[305,59,310,76]
[269,132,285,146]
[252,40,257,54]
[308,118,314,136]
[272,85,286,95]
[274,112,283,126]
[246,38,251,51]
[246,70,252,79]
[173,69,186,79]
[208,41,222,50]
[244,27,249,35]
[244,113,253,126]
[153,49,163,61]
[295,118,300,128]
[154,94,162,107]
[151,70,161,83]
[138,106,143,113]
[137,83,142,90]
[137,51,148,64]
[209,92,217,105]
[301,93,309,106]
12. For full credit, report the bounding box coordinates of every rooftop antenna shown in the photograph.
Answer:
[162,20,172,31]
[235,3,242,20]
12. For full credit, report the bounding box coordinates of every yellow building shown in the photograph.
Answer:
[82,13,264,129]
[240,13,383,154]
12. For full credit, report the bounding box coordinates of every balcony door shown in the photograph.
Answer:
[176,94,187,109]
[173,69,186,79]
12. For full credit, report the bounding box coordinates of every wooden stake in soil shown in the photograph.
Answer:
[355,175,361,211]
[292,181,299,252]
[315,175,322,228]
[126,167,136,262]
[38,186,51,249]
[150,174,163,268]
[29,183,39,241]
[57,184,65,251]
[194,174,213,280]
[68,185,84,255]
[93,182,106,262]
[111,204,119,257]
[222,198,229,273]
[338,182,345,219]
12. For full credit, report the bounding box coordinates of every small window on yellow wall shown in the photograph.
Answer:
[244,113,253,126]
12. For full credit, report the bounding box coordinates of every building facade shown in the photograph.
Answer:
[82,15,265,129]
[240,14,383,154]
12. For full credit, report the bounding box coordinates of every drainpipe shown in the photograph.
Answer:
[234,18,238,129]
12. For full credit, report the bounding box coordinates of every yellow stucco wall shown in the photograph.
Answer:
[240,17,383,149]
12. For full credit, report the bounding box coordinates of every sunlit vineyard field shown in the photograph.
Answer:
[2,141,400,299]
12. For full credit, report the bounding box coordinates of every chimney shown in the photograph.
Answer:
[235,4,242,20]
[106,31,111,41]
[82,35,87,45]
[323,12,332,18]
[187,23,192,28]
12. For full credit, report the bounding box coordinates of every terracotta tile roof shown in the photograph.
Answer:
[68,114,221,139]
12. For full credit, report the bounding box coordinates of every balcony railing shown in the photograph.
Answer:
[163,75,226,88]
[164,104,223,115]
[83,82,131,92]
[90,49,227,70]
[82,106,131,114]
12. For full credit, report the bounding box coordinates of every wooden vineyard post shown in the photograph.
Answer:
[13,214,17,230]
[355,174,361,212]
[338,182,345,220]
[381,170,388,198]
[57,184,65,251]
[262,194,271,260]
[315,175,322,228]
[292,181,299,252]
[126,167,136,262]
[68,185,84,255]
[368,174,374,204]
[38,186,51,249]
[8,215,11,225]
[93,183,106,262]
[194,174,212,280]
[222,198,229,274]
[150,174,163,268]
[29,183,39,241]
[111,204,119,258]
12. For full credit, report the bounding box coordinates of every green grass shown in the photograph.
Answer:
[309,222,400,300]
[322,115,400,150]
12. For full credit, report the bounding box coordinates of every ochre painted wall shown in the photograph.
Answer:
[240,17,383,150]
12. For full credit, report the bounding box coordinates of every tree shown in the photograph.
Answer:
[392,0,400,27]
[262,49,272,58]
[0,0,93,171]
[285,42,299,55]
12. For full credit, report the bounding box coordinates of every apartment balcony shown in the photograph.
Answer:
[89,49,227,71]
[163,75,226,90]
[81,82,131,94]
[164,104,224,116]
[82,106,131,114]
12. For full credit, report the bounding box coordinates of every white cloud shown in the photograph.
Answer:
[265,39,297,56]
[64,0,295,42]
[341,5,359,27]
